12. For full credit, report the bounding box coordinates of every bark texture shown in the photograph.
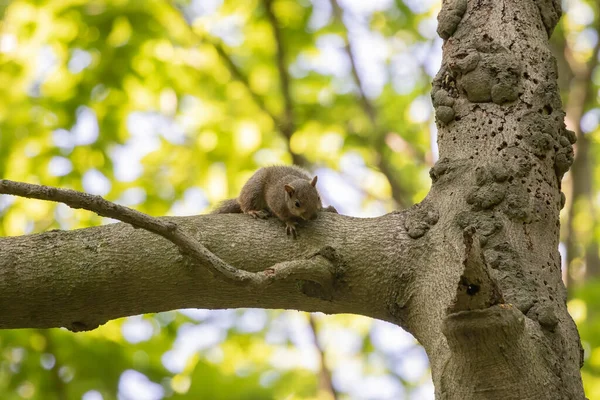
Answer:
[0,0,586,398]
[0,213,415,330]
[428,0,583,398]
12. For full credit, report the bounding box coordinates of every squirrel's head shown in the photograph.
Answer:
[284,176,322,220]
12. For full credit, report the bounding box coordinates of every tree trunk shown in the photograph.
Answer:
[0,0,585,398]
[429,0,583,397]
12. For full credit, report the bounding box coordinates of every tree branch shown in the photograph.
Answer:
[0,180,335,294]
[40,330,68,400]
[263,0,295,136]
[329,0,376,125]
[308,315,338,400]
[376,153,413,209]
[173,5,307,167]
[329,0,414,208]
[262,0,307,167]
[0,206,414,331]
[210,39,281,126]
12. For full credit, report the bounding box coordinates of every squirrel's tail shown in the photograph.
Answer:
[211,199,242,214]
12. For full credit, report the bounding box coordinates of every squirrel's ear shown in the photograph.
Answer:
[310,176,318,187]
[284,184,295,195]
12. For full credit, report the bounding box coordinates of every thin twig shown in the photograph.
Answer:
[330,0,376,126]
[261,0,307,167]
[308,314,339,400]
[377,152,412,209]
[0,180,333,289]
[263,0,295,135]
[329,0,414,208]
[172,3,279,124]
[39,330,68,400]
[211,40,282,126]
[171,4,306,166]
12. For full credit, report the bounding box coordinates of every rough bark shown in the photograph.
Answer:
[0,0,586,399]
[428,0,583,398]
[0,212,413,330]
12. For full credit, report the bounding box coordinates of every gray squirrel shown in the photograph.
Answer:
[212,165,337,238]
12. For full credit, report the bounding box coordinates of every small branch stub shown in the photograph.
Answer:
[259,246,341,300]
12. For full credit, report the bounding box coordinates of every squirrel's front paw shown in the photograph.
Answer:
[285,222,298,239]
[248,210,270,219]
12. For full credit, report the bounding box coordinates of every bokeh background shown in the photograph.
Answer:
[0,0,598,399]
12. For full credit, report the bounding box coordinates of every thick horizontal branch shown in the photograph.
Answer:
[0,208,415,331]
[0,179,314,288]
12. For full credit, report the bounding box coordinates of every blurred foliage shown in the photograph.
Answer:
[552,0,600,397]
[0,0,599,398]
[0,0,437,398]
[570,279,600,399]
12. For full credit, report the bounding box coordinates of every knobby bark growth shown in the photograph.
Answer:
[0,0,586,398]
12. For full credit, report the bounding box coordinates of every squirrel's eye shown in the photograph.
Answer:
[295,201,301,208]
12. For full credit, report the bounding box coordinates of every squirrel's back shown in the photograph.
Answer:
[212,166,308,214]
[212,165,320,219]
[211,165,336,238]
[238,166,314,214]
[260,165,311,182]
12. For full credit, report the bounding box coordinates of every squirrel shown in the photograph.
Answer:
[212,165,337,238]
